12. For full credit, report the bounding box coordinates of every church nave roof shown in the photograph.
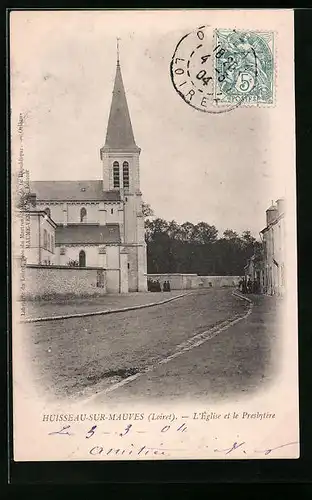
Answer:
[30,181,121,202]
[55,224,121,244]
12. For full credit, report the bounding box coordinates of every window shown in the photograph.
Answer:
[113,161,120,188]
[51,235,54,253]
[44,207,50,217]
[111,208,114,215]
[80,207,87,222]
[127,262,130,269]
[47,233,50,251]
[123,161,129,188]
[79,250,86,267]
[43,229,47,249]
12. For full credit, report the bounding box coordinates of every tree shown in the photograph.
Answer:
[142,201,154,218]
[192,222,218,244]
[148,218,169,237]
[143,206,260,276]
[167,220,181,239]
[144,219,155,243]
[241,230,256,246]
[223,229,239,240]
[180,222,195,242]
[15,182,36,210]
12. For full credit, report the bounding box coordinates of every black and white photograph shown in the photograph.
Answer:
[10,9,299,461]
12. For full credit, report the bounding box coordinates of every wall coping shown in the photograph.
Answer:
[198,275,241,279]
[55,243,122,247]
[146,274,240,278]
[36,200,122,205]
[26,264,106,271]
[146,273,198,277]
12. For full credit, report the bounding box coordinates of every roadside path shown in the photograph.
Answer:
[21,290,188,322]
[86,292,282,405]
[20,288,250,402]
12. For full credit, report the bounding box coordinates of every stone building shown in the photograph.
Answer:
[23,210,57,266]
[260,198,285,296]
[28,53,147,293]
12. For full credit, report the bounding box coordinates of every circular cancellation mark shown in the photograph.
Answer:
[170,25,274,114]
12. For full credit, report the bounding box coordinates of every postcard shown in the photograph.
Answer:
[10,9,299,461]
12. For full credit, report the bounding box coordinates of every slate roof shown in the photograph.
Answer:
[55,224,121,244]
[104,61,139,151]
[30,181,121,202]
[23,210,58,228]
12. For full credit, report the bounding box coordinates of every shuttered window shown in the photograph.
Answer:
[123,161,129,188]
[113,161,120,188]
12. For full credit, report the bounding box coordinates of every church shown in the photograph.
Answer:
[29,51,147,293]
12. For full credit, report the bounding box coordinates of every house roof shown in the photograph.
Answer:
[104,60,139,151]
[266,204,278,211]
[55,224,121,245]
[260,212,284,233]
[30,181,121,202]
[23,210,58,228]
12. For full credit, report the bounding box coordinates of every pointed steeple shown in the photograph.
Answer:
[104,42,138,151]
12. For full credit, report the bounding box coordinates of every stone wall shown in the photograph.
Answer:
[105,268,121,293]
[147,273,240,290]
[197,275,240,288]
[56,245,101,268]
[23,264,107,299]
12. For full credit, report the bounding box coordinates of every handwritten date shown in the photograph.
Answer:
[48,423,298,458]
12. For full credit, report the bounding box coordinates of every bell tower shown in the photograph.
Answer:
[100,41,147,292]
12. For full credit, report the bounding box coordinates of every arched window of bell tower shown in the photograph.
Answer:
[123,161,129,189]
[113,161,120,188]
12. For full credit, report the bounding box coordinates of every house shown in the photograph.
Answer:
[260,198,285,296]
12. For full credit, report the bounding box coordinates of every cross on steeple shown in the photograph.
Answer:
[116,37,120,65]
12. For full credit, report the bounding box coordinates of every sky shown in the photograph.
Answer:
[10,10,295,237]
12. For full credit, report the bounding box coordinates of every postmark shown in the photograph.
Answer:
[170,26,275,113]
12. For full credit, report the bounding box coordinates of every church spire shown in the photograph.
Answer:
[104,41,138,151]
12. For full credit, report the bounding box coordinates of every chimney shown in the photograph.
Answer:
[276,198,285,216]
[28,193,37,208]
[266,203,278,226]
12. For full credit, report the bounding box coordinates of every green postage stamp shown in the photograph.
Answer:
[214,29,275,106]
